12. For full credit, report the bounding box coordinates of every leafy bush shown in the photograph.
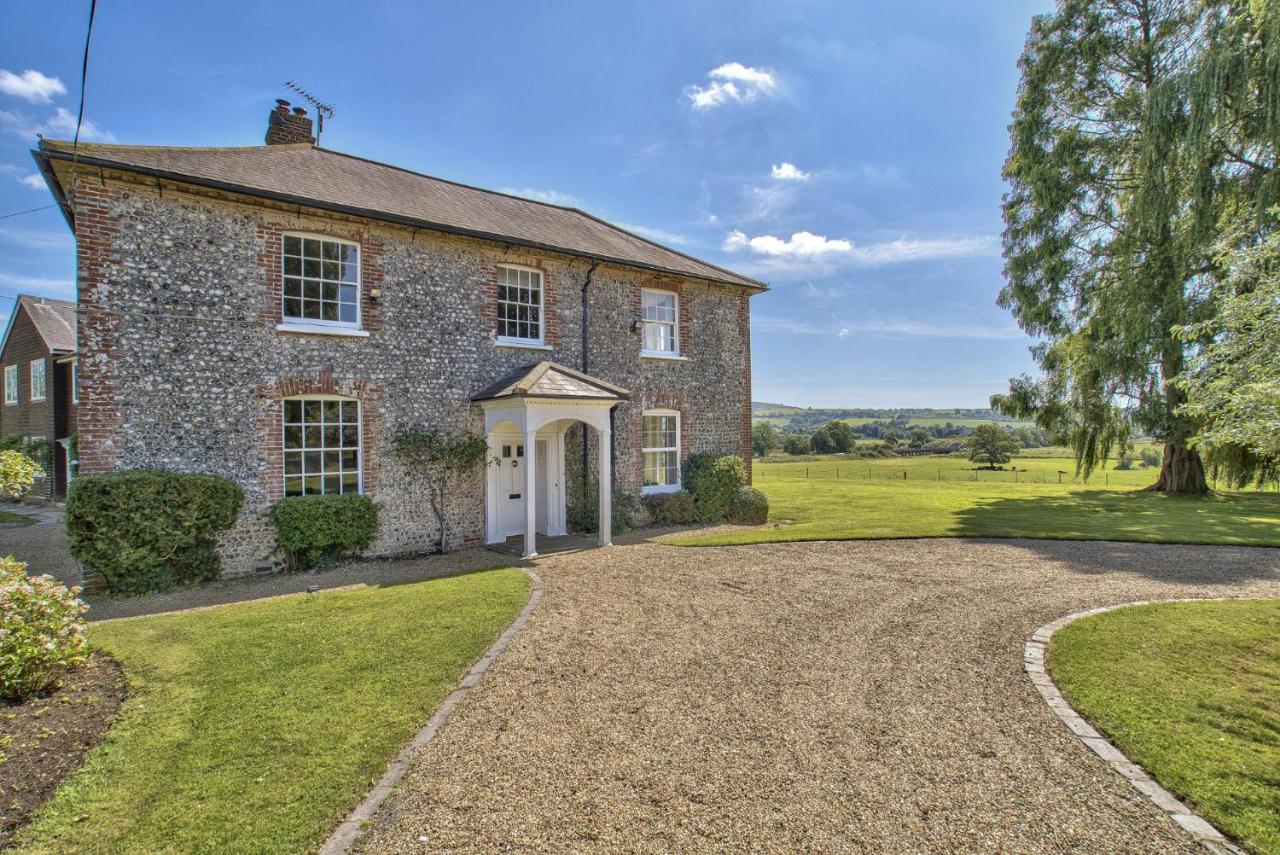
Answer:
[566,477,638,534]
[66,471,244,594]
[781,434,811,455]
[642,489,698,525]
[1140,446,1162,468]
[684,453,747,523]
[727,486,769,525]
[272,493,380,570]
[0,555,89,701]
[0,449,41,498]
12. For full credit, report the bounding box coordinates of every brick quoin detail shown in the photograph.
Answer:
[72,178,124,476]
[256,220,385,331]
[484,257,560,346]
[630,276,694,359]
[257,373,383,501]
[636,389,692,487]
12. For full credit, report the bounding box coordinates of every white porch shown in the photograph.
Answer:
[473,362,629,558]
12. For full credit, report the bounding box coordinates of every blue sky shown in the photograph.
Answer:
[0,0,1052,408]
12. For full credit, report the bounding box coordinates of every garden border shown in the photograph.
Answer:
[1025,599,1253,855]
[320,568,544,854]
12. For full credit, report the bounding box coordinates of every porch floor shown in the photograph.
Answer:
[485,534,601,557]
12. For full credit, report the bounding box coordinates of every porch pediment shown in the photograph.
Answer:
[471,361,630,403]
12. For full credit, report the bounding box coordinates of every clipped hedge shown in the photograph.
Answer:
[728,486,769,525]
[1,555,89,701]
[272,493,379,570]
[683,453,747,523]
[66,471,243,595]
[642,490,698,525]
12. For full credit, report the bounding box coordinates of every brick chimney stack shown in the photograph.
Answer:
[265,99,315,145]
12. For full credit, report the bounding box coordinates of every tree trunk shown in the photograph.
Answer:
[1145,440,1209,494]
[430,481,448,554]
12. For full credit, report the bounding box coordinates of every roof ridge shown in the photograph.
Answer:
[40,139,311,154]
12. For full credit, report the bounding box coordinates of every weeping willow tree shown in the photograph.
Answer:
[997,0,1243,493]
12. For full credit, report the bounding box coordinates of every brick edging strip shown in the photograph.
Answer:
[320,569,544,854]
[1026,599,1252,855]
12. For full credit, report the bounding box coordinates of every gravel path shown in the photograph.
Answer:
[354,538,1280,853]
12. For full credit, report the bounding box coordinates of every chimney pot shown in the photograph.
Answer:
[265,98,315,145]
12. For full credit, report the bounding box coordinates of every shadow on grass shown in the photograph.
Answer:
[952,490,1280,582]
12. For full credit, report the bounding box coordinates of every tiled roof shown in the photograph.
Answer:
[18,295,76,353]
[472,361,630,402]
[36,140,765,291]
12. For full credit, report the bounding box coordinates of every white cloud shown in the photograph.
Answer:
[19,172,45,190]
[752,312,1023,341]
[0,69,66,104]
[0,224,73,251]
[724,230,997,264]
[0,106,115,142]
[0,272,74,296]
[498,187,584,208]
[616,223,692,247]
[686,62,779,109]
[771,162,809,181]
[724,230,851,256]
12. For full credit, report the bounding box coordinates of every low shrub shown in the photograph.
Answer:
[0,555,89,701]
[642,490,698,525]
[727,486,769,525]
[272,493,380,570]
[684,453,747,523]
[566,477,638,534]
[67,471,244,595]
[0,448,41,498]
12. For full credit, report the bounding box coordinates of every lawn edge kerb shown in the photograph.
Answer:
[320,568,544,855]
[1025,600,1259,855]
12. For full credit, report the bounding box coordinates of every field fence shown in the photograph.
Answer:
[754,463,1136,487]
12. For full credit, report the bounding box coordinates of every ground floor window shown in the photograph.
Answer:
[642,410,680,494]
[283,396,361,496]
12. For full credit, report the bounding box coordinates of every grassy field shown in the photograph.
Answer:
[675,451,1280,547]
[15,568,529,854]
[1050,600,1280,854]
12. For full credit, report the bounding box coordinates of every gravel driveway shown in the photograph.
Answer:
[354,538,1280,853]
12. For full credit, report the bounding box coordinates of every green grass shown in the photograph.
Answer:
[675,453,1280,547]
[0,509,35,526]
[15,568,530,854]
[1050,600,1280,854]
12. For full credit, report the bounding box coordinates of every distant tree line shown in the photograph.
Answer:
[752,418,1053,458]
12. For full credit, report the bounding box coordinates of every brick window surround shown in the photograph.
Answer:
[481,258,560,347]
[256,221,384,333]
[257,374,382,501]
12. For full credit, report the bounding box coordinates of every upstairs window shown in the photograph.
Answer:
[282,235,360,327]
[71,363,78,404]
[29,359,46,401]
[496,265,543,344]
[641,289,679,355]
[642,410,681,494]
[283,397,362,497]
[3,365,16,404]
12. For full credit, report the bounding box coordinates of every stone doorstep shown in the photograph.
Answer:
[1025,598,1259,855]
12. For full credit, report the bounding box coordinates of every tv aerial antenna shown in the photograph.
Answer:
[284,81,336,144]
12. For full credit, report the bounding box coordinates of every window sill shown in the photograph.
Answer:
[275,323,370,338]
[641,351,688,362]
[30,398,46,403]
[496,338,553,351]
[642,484,682,495]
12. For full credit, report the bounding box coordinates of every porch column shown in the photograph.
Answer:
[598,427,612,547]
[523,427,538,558]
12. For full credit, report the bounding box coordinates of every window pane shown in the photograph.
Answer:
[284,235,302,255]
[284,452,302,475]
[321,241,340,261]
[284,400,303,423]
[324,475,340,494]
[285,476,303,497]
[342,244,359,265]
[304,258,321,278]
[321,302,339,321]
[284,256,301,276]
[339,302,357,323]
[304,300,322,319]
[340,263,357,284]
[323,424,340,446]
[304,280,321,300]
[303,238,320,257]
[283,298,301,319]
[282,275,302,297]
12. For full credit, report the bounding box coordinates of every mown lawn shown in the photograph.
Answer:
[1050,600,1280,855]
[674,453,1280,548]
[14,568,530,854]
[0,510,35,526]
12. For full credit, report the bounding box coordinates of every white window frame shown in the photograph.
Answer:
[3,365,16,405]
[29,359,46,402]
[278,232,364,335]
[640,288,681,358]
[641,408,681,495]
[495,264,546,347]
[71,362,78,404]
[281,394,364,497]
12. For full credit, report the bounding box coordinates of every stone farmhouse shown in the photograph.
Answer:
[31,100,764,574]
[0,295,78,500]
